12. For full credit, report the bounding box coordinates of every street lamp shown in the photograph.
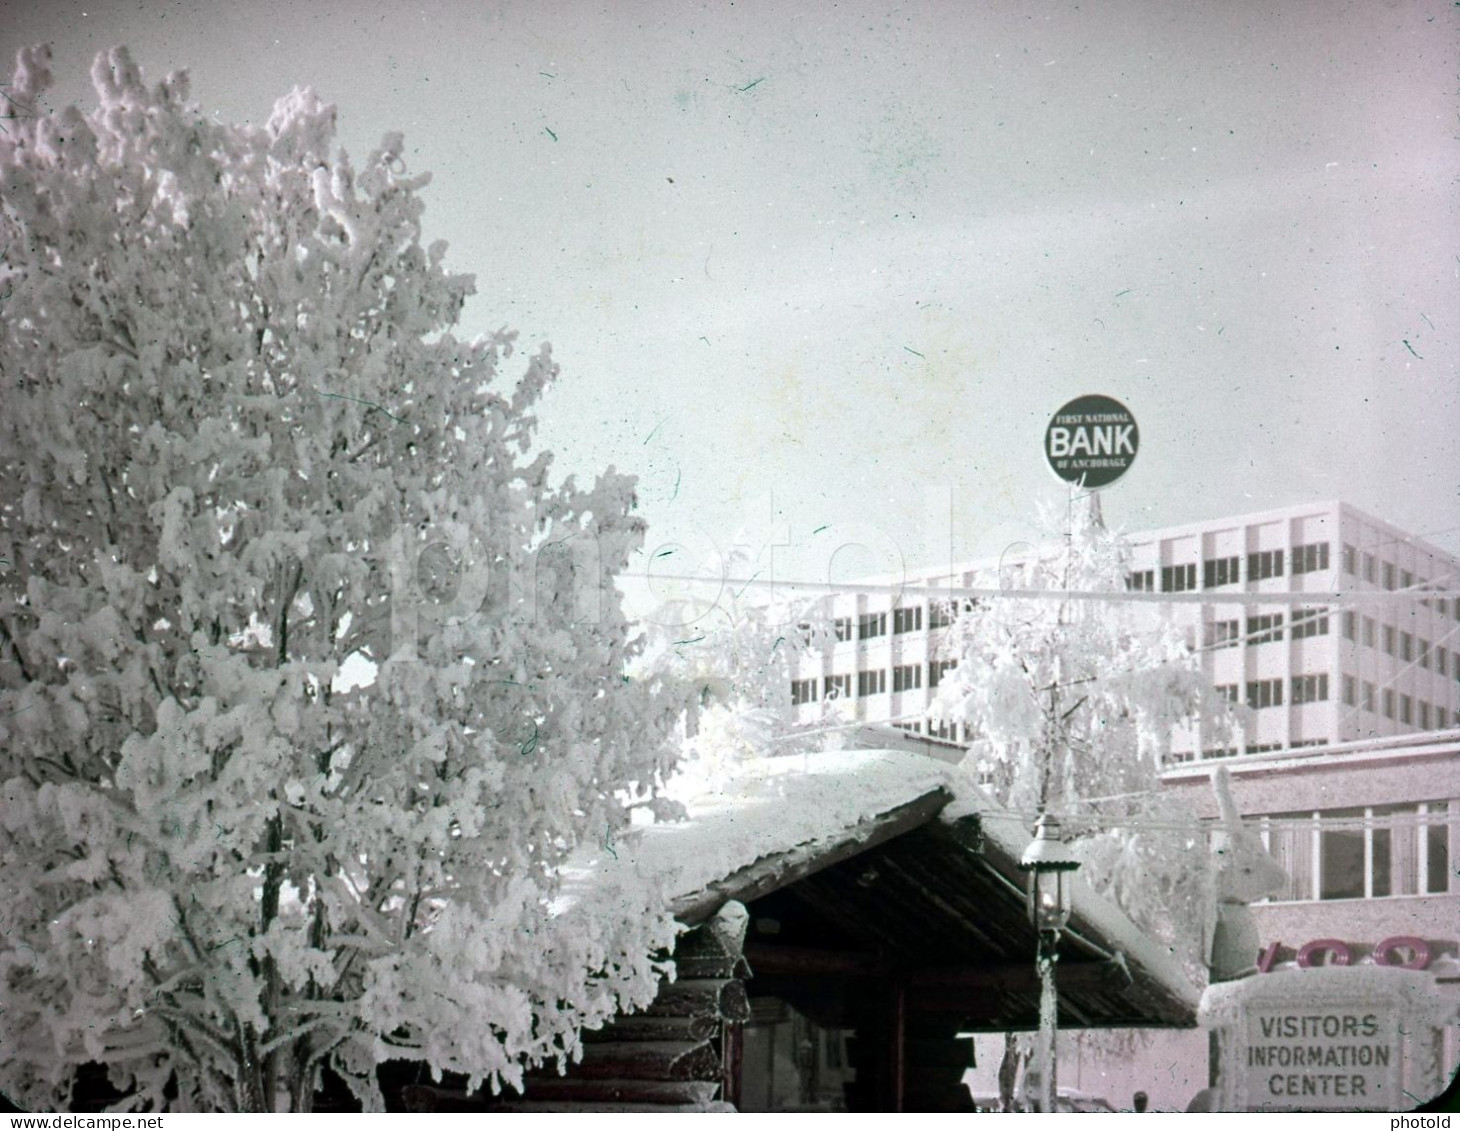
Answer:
[1018,813,1080,1114]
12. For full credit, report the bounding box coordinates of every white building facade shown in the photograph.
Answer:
[789,500,1460,761]
[784,500,1460,1109]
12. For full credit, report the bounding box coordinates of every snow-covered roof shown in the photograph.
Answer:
[555,749,1202,1026]
[554,748,957,915]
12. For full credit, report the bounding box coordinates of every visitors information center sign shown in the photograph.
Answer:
[1245,1007,1397,1107]
[1044,394,1139,489]
[1201,966,1449,1112]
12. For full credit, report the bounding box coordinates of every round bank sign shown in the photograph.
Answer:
[1044,394,1139,489]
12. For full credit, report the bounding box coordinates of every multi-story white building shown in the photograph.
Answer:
[789,500,1460,764]
[786,500,1460,1109]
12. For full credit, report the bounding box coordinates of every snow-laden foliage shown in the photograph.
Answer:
[643,542,837,791]
[0,46,681,1112]
[932,495,1231,966]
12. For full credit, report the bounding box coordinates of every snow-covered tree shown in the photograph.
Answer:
[642,541,836,788]
[932,493,1232,959]
[0,46,682,1112]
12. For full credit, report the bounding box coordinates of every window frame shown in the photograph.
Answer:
[1203,555,1240,589]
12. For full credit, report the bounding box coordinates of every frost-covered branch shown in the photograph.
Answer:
[0,43,680,1112]
[932,495,1231,968]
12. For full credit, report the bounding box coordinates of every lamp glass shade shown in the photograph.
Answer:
[1020,814,1079,931]
[1028,866,1073,931]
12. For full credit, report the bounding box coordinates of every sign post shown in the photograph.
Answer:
[1044,394,1139,489]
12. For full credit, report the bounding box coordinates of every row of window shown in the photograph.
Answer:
[1197,606,1460,681]
[1203,608,1332,649]
[1342,612,1459,678]
[892,718,973,743]
[790,660,961,704]
[1201,675,1455,727]
[1214,674,1329,709]
[1342,543,1455,603]
[830,613,892,642]
[1130,542,1332,593]
[1341,676,1456,728]
[1259,802,1452,902]
[1174,741,1289,762]
[829,600,980,642]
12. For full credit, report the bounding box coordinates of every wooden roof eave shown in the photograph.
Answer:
[668,786,955,927]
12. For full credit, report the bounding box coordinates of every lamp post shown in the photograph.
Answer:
[1018,813,1080,1114]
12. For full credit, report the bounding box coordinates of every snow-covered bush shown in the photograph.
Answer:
[0,46,681,1112]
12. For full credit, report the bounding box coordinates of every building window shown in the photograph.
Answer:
[857,669,886,696]
[1382,689,1395,719]
[1399,632,1413,662]
[1419,701,1431,729]
[1438,647,1449,677]
[1320,808,1366,900]
[857,613,887,640]
[1342,675,1356,707]
[1401,569,1413,590]
[1363,617,1376,647]
[1418,639,1431,669]
[1264,803,1453,903]
[1127,569,1155,592]
[1248,549,1285,581]
[892,663,921,692]
[1246,679,1283,709]
[1291,673,1329,705]
[790,678,818,706]
[824,674,851,701]
[1362,552,1377,583]
[1382,562,1397,591]
[928,601,954,629]
[1290,607,1329,639]
[1161,563,1196,592]
[1342,544,1357,575]
[1400,694,1413,725]
[928,659,958,688]
[1362,681,1376,713]
[1203,555,1240,589]
[1204,619,1241,650]
[1382,625,1397,656]
[1424,804,1451,893]
[833,617,854,643]
[1247,613,1284,644]
[1292,542,1330,574]
[1215,683,1239,704]
[893,606,923,635]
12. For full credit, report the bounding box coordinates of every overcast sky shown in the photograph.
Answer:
[4,0,1457,587]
